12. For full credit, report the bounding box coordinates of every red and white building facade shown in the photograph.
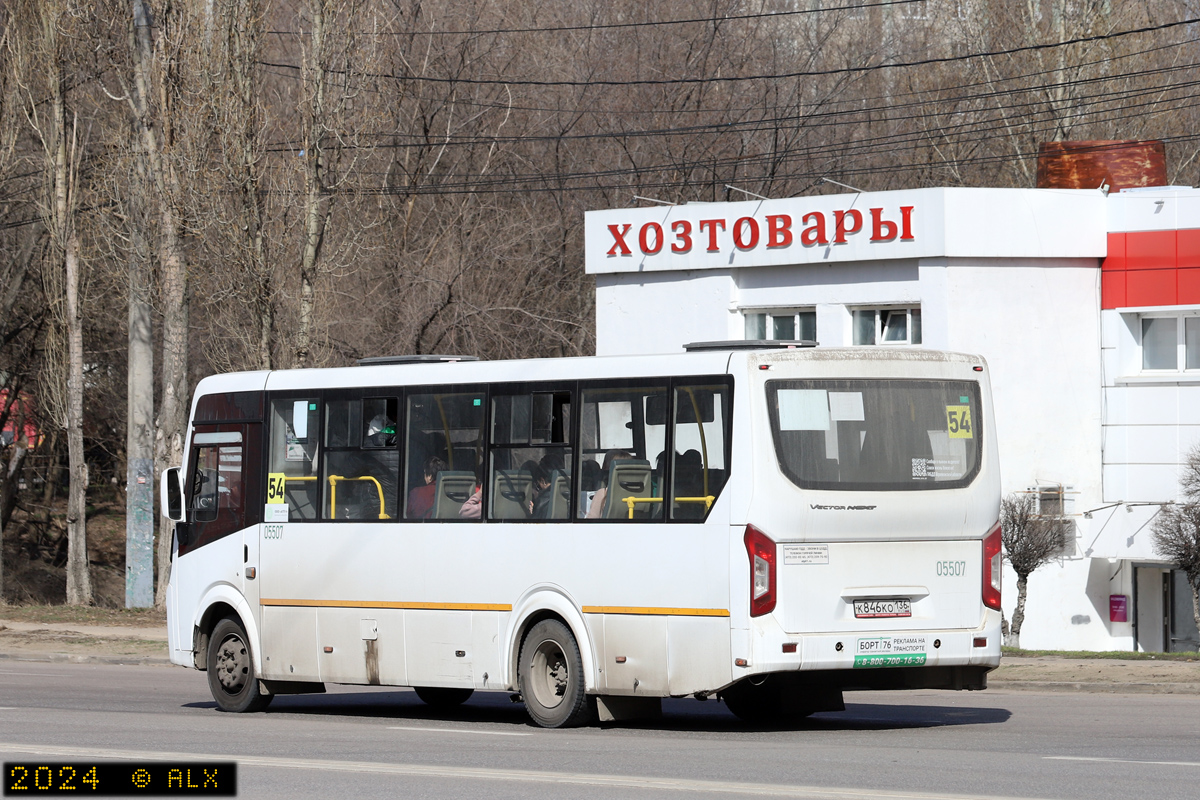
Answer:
[585,185,1200,652]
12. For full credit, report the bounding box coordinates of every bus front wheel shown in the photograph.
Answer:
[207,616,272,713]
[518,620,592,728]
[414,686,474,707]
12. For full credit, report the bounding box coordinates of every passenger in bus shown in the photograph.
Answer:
[459,466,484,519]
[524,461,552,518]
[585,450,632,519]
[578,458,602,516]
[652,450,667,496]
[406,456,447,519]
[365,413,397,447]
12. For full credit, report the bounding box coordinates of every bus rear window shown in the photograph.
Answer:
[765,379,981,491]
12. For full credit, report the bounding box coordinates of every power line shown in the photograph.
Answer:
[265,1,926,38]
[257,16,1200,88]
[258,62,1200,156]
[324,93,1200,196]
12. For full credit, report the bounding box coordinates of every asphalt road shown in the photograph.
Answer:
[1,662,1198,800]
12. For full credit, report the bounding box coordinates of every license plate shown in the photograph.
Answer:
[853,598,912,618]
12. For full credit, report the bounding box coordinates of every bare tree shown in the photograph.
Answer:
[122,0,192,607]
[1152,443,1200,638]
[1000,492,1066,648]
[9,0,92,605]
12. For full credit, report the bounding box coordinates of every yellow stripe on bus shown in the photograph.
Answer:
[260,599,512,612]
[581,606,729,617]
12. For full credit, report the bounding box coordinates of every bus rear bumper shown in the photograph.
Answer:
[746,609,1002,688]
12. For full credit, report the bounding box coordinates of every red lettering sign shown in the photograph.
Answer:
[870,208,897,241]
[766,214,792,248]
[733,217,760,250]
[801,212,828,246]
[833,209,863,244]
[639,222,664,255]
[671,220,693,253]
[603,205,914,258]
[699,219,726,252]
[607,224,633,256]
[900,206,915,240]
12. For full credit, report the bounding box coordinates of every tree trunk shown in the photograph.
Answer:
[125,145,155,608]
[130,0,190,607]
[64,230,91,606]
[46,10,91,606]
[293,0,329,369]
[1007,574,1029,649]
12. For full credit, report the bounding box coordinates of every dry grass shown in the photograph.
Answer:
[0,604,165,627]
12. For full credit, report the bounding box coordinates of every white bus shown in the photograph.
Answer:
[161,343,1002,727]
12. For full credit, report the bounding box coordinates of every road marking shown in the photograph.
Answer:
[1045,756,1200,768]
[387,725,531,737]
[0,672,64,677]
[0,742,1050,799]
[0,708,15,710]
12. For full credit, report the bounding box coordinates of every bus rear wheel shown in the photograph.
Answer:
[518,620,592,728]
[207,616,272,713]
[414,686,474,707]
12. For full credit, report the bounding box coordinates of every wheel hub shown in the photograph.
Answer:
[215,635,249,693]
[530,640,569,709]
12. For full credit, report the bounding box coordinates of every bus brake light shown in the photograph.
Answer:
[982,521,1002,611]
[744,525,777,617]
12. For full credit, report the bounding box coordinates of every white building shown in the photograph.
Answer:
[584,185,1200,652]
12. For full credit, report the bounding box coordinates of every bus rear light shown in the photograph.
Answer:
[744,524,777,617]
[982,521,1002,611]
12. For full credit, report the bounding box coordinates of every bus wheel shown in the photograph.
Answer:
[414,687,474,707]
[720,675,815,725]
[518,620,592,728]
[207,617,272,713]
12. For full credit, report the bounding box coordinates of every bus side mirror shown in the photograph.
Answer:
[161,467,185,522]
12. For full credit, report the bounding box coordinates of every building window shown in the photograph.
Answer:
[852,307,922,346]
[744,309,816,342]
[1141,315,1200,371]
[1032,484,1075,558]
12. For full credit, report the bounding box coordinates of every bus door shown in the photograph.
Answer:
[179,424,262,628]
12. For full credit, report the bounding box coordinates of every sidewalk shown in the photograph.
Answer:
[0,617,171,666]
[987,654,1200,694]
[2,617,1198,692]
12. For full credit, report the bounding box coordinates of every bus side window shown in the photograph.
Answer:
[577,383,666,521]
[488,391,572,521]
[322,397,399,521]
[268,398,321,521]
[404,390,485,521]
[670,382,731,521]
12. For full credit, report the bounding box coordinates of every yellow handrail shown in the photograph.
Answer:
[328,475,390,519]
[622,495,714,519]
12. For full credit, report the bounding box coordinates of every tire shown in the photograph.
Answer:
[720,675,816,725]
[207,616,272,713]
[518,619,592,728]
[413,686,474,707]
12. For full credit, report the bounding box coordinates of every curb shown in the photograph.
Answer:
[0,651,174,667]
